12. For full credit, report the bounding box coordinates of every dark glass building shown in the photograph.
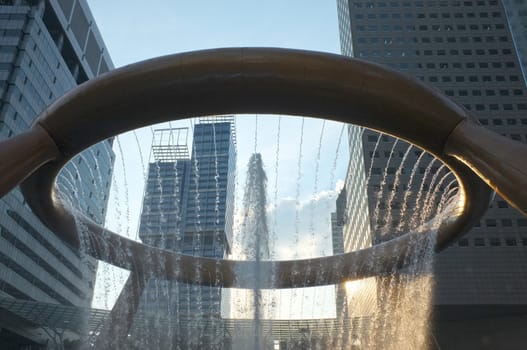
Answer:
[136,118,236,348]
[337,0,527,348]
[0,0,114,347]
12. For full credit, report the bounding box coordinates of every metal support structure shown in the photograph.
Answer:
[92,271,147,349]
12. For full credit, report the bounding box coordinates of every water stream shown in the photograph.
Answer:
[62,117,455,349]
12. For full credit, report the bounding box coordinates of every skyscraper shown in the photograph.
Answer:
[0,0,114,346]
[137,118,236,348]
[337,0,527,347]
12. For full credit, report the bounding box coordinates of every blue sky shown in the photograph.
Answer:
[87,0,340,66]
[86,1,348,316]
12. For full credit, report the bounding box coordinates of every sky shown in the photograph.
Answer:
[86,1,348,316]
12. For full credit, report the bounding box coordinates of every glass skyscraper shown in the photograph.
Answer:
[137,118,236,348]
[337,0,527,347]
[0,0,114,347]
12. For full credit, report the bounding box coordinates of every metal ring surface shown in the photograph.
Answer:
[14,48,494,288]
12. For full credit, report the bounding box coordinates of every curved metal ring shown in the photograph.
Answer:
[2,47,512,288]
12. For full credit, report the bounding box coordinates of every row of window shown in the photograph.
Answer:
[474,218,527,227]
[193,127,231,136]
[0,226,85,298]
[416,10,500,18]
[462,103,527,111]
[358,35,509,44]
[393,61,516,70]
[421,36,509,44]
[383,62,520,72]
[185,210,227,218]
[439,90,524,100]
[370,166,446,176]
[354,12,501,20]
[0,278,32,301]
[478,118,527,126]
[371,182,456,193]
[0,250,73,305]
[193,136,231,143]
[355,23,504,32]
[6,210,82,277]
[359,48,514,58]
[0,13,26,20]
[458,236,527,247]
[422,48,512,56]
[428,76,522,84]
[367,120,527,143]
[352,1,499,8]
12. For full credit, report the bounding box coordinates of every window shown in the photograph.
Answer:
[497,201,508,208]
[474,238,485,246]
[490,238,501,246]
[486,219,497,227]
[458,238,469,247]
[492,118,502,125]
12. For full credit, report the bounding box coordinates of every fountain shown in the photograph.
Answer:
[0,48,526,348]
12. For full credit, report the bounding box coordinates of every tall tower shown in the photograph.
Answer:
[137,118,236,348]
[0,0,114,346]
[337,0,527,347]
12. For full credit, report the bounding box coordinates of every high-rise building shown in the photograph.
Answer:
[337,0,527,347]
[331,188,347,319]
[137,118,236,348]
[0,0,114,347]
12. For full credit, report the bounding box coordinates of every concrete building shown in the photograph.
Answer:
[0,0,114,348]
[136,118,236,348]
[337,0,527,348]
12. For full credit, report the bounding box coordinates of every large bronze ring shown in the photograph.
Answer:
[2,48,525,288]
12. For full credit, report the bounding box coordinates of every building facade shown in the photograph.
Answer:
[136,119,236,348]
[337,0,527,348]
[0,0,114,347]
